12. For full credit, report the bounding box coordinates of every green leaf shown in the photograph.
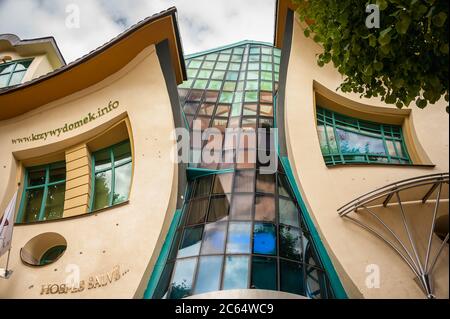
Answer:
[304,29,311,37]
[432,12,448,27]
[440,44,449,55]
[416,98,427,109]
[378,27,392,46]
[369,34,377,47]
[374,61,384,71]
[376,0,388,11]
[396,13,411,34]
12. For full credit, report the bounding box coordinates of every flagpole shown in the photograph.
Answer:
[4,248,11,276]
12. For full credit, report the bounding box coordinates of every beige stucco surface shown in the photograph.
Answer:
[284,15,449,299]
[0,45,179,298]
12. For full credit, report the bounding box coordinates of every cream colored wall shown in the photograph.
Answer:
[284,15,449,299]
[0,44,179,298]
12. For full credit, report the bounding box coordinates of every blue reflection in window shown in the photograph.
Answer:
[253,223,276,255]
[222,256,249,290]
[200,222,227,254]
[169,257,197,299]
[226,222,252,253]
[194,256,223,295]
[336,128,385,155]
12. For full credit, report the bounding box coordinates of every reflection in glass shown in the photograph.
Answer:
[113,162,132,205]
[194,175,213,198]
[336,128,385,155]
[256,173,275,193]
[279,199,299,228]
[280,225,302,261]
[201,222,227,254]
[208,196,230,222]
[222,256,249,290]
[29,169,46,186]
[178,226,203,258]
[251,257,277,290]
[43,184,65,221]
[187,199,209,225]
[194,256,223,295]
[23,188,44,223]
[254,195,275,222]
[230,194,253,220]
[233,170,255,193]
[226,222,252,253]
[280,260,304,295]
[212,173,233,194]
[93,170,112,210]
[169,258,197,299]
[253,223,276,255]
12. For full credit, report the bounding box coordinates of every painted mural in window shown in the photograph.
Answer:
[17,162,66,223]
[91,140,132,211]
[0,59,33,88]
[316,107,411,166]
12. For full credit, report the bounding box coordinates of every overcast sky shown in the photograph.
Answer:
[0,0,276,63]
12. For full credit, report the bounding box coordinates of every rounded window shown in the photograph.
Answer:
[20,232,67,267]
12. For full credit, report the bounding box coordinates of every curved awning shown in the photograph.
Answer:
[338,173,449,299]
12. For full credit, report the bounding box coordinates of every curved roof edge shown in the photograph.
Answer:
[0,7,187,121]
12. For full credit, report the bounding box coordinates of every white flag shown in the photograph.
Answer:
[0,191,18,258]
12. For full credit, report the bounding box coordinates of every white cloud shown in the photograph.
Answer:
[0,0,276,63]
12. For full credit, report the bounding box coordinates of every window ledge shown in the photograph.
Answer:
[325,163,436,169]
[15,200,130,226]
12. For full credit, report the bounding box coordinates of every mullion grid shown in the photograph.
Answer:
[0,59,32,88]
[18,163,66,223]
[317,107,411,165]
[163,44,330,298]
[165,171,329,298]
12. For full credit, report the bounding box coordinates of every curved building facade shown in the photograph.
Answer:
[0,1,448,299]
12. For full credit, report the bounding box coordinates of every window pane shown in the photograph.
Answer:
[9,71,25,85]
[254,195,275,222]
[186,198,209,225]
[0,63,14,74]
[277,174,291,198]
[256,172,275,193]
[43,183,65,221]
[317,124,329,155]
[153,262,174,299]
[222,256,249,290]
[230,194,253,220]
[280,225,302,261]
[194,175,213,198]
[336,128,386,155]
[169,257,197,299]
[49,165,66,183]
[194,256,223,295]
[113,162,132,204]
[178,226,203,258]
[226,222,252,253]
[233,170,255,193]
[280,260,305,296]
[207,195,230,222]
[28,169,46,186]
[279,198,300,227]
[253,223,276,255]
[93,170,112,210]
[251,257,277,290]
[94,149,112,171]
[114,141,132,166]
[212,173,233,194]
[14,60,32,71]
[22,188,44,223]
[200,222,227,254]
[0,74,9,88]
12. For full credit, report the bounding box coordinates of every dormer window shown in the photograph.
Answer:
[0,59,33,88]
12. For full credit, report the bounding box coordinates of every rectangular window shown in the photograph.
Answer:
[17,162,66,223]
[91,140,132,211]
[0,59,33,88]
[316,107,411,166]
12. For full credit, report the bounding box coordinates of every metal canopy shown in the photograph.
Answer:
[338,173,449,299]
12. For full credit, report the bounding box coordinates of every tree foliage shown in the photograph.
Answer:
[294,0,449,110]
